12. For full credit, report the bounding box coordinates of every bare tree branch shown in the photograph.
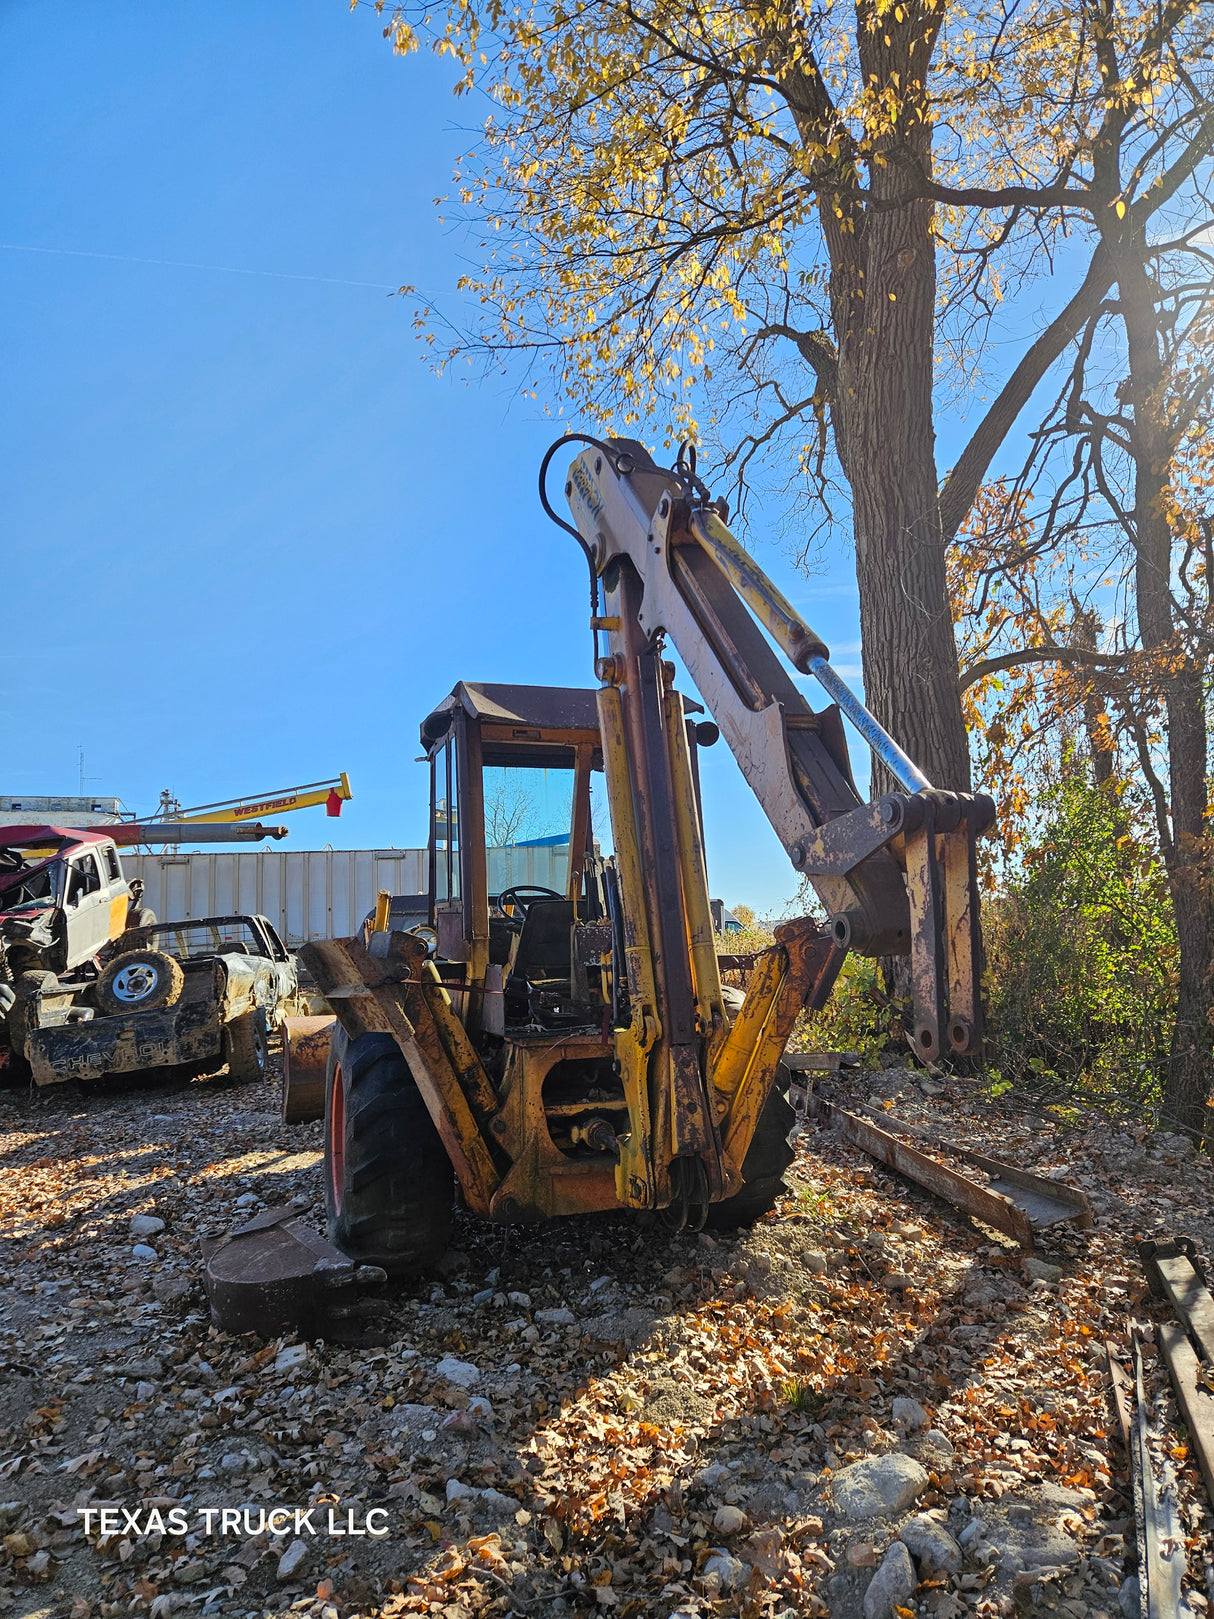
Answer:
[940,244,1114,544]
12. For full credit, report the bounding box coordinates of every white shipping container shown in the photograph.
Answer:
[121,845,568,946]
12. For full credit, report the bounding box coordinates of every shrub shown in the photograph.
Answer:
[984,769,1177,1106]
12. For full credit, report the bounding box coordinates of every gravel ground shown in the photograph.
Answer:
[0,1059,1211,1619]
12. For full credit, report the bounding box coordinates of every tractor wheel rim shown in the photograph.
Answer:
[112,964,158,1002]
[328,1063,345,1215]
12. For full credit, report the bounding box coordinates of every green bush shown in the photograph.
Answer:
[985,769,1177,1105]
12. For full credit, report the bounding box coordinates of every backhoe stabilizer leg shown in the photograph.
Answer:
[714,922,845,1181]
[902,794,991,1061]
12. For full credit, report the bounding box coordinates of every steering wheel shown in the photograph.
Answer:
[495,884,563,925]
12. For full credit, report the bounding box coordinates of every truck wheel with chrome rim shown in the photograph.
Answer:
[95,950,184,1017]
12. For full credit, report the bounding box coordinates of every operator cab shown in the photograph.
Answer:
[420,683,611,1035]
[420,681,713,1041]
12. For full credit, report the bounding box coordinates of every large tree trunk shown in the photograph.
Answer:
[1164,663,1212,1139]
[819,0,971,792]
[832,227,971,792]
[1119,249,1213,1140]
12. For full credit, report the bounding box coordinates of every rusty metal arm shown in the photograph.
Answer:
[562,438,995,1059]
[298,934,500,1215]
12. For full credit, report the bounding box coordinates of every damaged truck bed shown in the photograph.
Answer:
[18,915,297,1088]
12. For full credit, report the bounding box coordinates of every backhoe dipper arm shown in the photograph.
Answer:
[562,438,994,1060]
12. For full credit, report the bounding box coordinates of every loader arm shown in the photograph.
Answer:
[561,438,994,1069]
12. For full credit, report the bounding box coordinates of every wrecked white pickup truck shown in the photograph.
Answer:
[8,911,298,1088]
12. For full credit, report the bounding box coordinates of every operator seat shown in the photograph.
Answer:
[504,900,576,1023]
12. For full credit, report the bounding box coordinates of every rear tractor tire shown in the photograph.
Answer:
[705,1066,797,1230]
[324,1026,454,1275]
[226,1008,270,1084]
[95,950,184,1016]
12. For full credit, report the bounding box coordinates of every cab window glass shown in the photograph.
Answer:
[434,739,460,902]
[66,855,102,906]
[103,846,121,882]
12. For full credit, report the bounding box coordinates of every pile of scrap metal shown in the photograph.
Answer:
[1141,1237,1214,1505]
[1100,1238,1214,1619]
[807,1086,1093,1250]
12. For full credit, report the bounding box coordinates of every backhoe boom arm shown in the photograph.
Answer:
[563,438,993,1062]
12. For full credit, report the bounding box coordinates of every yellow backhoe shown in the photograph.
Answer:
[300,437,993,1269]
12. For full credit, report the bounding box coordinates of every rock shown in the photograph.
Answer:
[702,1551,749,1591]
[446,1479,477,1502]
[468,1395,494,1419]
[1118,1576,1141,1618]
[803,1250,828,1275]
[921,1429,954,1454]
[832,1454,929,1520]
[899,1514,962,1575]
[713,1505,747,1534]
[117,1357,164,1379]
[135,1381,157,1402]
[275,1344,309,1374]
[479,1488,518,1517]
[1020,1540,1079,1568]
[3,1531,33,1557]
[958,1517,986,1548]
[435,1355,480,1388]
[472,1288,494,1305]
[882,1273,913,1292]
[1024,1257,1063,1282]
[1038,1482,1094,1509]
[847,1540,878,1568]
[863,1541,916,1619]
[441,1411,479,1436]
[276,1538,308,1580]
[152,1275,191,1305]
[891,1397,929,1432]
[132,1244,158,1261]
[536,1307,576,1326]
[129,1213,165,1237]
[219,1452,249,1472]
[507,1291,532,1308]
[235,1193,258,1208]
[1153,1131,1195,1159]
[1007,1503,1034,1523]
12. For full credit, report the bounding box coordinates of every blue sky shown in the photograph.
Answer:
[2,1,925,916]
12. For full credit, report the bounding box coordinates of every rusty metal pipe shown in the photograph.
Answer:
[106,822,290,845]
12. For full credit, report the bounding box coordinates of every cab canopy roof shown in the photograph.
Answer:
[0,825,114,853]
[419,681,702,752]
[420,684,602,752]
